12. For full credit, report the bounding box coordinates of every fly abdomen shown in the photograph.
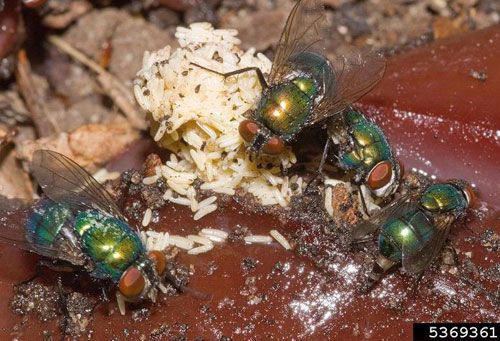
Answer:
[26,199,73,248]
[288,51,334,95]
[378,209,435,263]
[74,210,144,281]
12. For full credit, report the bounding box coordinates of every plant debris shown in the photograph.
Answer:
[0,0,498,339]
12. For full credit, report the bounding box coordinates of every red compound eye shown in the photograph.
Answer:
[239,119,260,143]
[262,136,285,155]
[23,0,48,8]
[367,160,393,190]
[397,159,405,178]
[463,185,476,208]
[119,267,145,299]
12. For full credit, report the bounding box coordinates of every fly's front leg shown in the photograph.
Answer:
[95,285,113,316]
[409,272,425,298]
[57,277,70,339]
[305,137,331,195]
[318,137,332,176]
[16,259,77,287]
[190,63,269,89]
[355,183,371,218]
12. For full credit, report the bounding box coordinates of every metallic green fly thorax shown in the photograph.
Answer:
[292,77,318,99]
[75,210,144,280]
[288,51,334,93]
[338,109,393,171]
[256,81,314,141]
[253,51,334,142]
[419,183,468,213]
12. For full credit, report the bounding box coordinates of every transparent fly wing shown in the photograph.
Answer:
[326,110,350,145]
[268,0,327,84]
[351,192,418,241]
[402,215,454,273]
[31,150,125,220]
[0,206,87,266]
[311,49,386,124]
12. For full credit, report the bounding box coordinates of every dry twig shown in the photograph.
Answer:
[15,50,59,137]
[47,35,147,130]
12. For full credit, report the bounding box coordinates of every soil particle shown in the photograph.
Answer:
[220,7,288,51]
[63,291,96,337]
[10,281,96,337]
[227,224,249,242]
[441,246,458,266]
[64,8,176,87]
[470,69,488,81]
[0,89,30,126]
[479,229,499,252]
[149,323,171,340]
[147,7,181,30]
[10,282,60,322]
[131,307,150,322]
[241,257,257,272]
[141,179,168,210]
[41,48,97,102]
[206,260,218,275]
[164,261,190,294]
[185,1,218,24]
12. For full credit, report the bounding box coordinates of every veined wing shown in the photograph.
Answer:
[268,0,327,84]
[267,0,386,124]
[402,215,455,273]
[310,48,386,124]
[0,205,87,266]
[351,192,419,242]
[31,150,125,220]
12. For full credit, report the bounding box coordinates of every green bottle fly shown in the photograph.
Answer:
[324,108,403,199]
[5,150,174,312]
[352,180,474,289]
[192,0,385,156]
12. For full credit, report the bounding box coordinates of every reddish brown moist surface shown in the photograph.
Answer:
[1,200,497,340]
[0,1,21,59]
[360,25,500,209]
[0,27,499,340]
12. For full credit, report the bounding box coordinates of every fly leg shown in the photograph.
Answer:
[100,286,110,304]
[163,265,212,301]
[92,285,112,316]
[17,259,79,287]
[355,183,372,218]
[190,62,269,89]
[304,137,331,195]
[318,137,331,176]
[409,272,425,298]
[57,277,70,340]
